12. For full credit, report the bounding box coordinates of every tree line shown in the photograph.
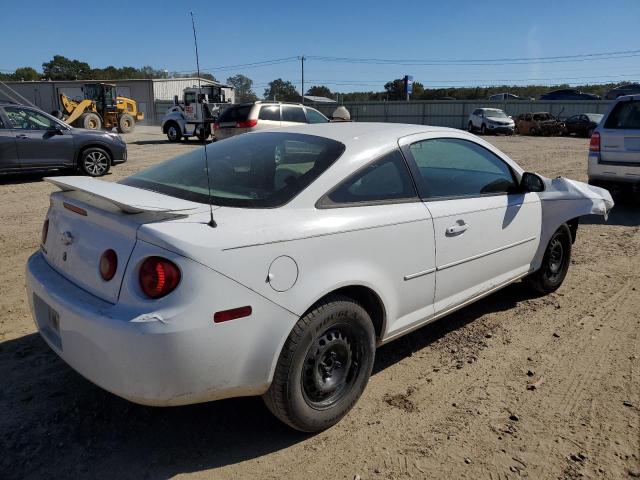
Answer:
[1,55,632,102]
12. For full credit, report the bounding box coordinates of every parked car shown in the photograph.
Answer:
[539,89,600,101]
[27,123,613,432]
[604,83,640,101]
[564,113,603,137]
[488,93,524,101]
[467,108,515,135]
[515,112,565,136]
[214,101,328,140]
[588,94,640,190]
[0,102,126,177]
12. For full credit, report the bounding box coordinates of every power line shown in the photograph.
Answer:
[308,49,640,66]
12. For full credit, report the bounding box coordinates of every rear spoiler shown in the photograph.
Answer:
[45,176,203,214]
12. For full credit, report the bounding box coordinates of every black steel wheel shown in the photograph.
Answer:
[263,295,376,432]
[528,224,572,294]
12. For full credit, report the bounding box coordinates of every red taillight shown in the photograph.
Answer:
[589,131,600,152]
[214,306,252,323]
[214,122,220,130]
[41,219,49,245]
[99,249,118,281]
[139,256,181,299]
[236,119,257,128]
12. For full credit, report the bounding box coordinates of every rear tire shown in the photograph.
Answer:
[263,295,376,432]
[527,224,572,294]
[530,127,538,136]
[196,124,211,142]
[79,147,111,177]
[166,122,182,142]
[117,113,135,134]
[79,112,102,130]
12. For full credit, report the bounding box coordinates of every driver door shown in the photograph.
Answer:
[4,107,75,168]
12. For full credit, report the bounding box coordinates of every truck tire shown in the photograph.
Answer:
[117,113,135,134]
[166,122,182,142]
[79,113,102,130]
[197,124,211,142]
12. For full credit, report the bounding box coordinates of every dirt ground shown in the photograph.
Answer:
[0,127,638,480]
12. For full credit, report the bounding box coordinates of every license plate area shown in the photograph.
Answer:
[33,294,62,350]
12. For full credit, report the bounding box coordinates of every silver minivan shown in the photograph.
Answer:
[214,102,328,140]
[588,94,640,189]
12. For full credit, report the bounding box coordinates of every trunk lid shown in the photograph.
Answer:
[43,177,204,303]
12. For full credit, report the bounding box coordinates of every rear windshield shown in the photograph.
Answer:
[121,132,345,208]
[604,100,640,129]
[218,105,251,123]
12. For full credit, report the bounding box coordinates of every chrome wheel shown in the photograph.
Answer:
[167,125,178,141]
[83,150,109,176]
[302,325,362,410]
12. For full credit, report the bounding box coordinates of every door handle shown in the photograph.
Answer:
[446,222,468,236]
[15,134,28,139]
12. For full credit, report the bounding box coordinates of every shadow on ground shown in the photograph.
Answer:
[130,139,212,146]
[0,282,538,480]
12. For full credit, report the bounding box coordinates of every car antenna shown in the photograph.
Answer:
[191,11,216,228]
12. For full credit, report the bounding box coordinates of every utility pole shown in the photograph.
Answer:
[301,55,305,104]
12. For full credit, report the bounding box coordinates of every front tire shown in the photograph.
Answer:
[528,224,572,294]
[79,147,111,177]
[263,295,376,432]
[468,121,474,132]
[480,124,487,135]
[166,122,182,142]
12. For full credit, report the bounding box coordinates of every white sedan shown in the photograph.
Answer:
[26,123,613,432]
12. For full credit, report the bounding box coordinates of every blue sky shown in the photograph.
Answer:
[1,0,639,93]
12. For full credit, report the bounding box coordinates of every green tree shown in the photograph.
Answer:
[306,85,333,98]
[383,78,425,100]
[42,55,91,80]
[12,67,39,81]
[226,74,258,102]
[264,78,300,102]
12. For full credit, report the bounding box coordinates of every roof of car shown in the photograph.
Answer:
[262,122,455,147]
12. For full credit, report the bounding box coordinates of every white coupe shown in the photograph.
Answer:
[26,123,613,432]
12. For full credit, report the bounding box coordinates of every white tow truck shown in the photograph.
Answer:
[161,85,232,142]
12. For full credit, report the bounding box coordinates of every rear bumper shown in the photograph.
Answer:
[25,250,297,406]
[588,152,640,184]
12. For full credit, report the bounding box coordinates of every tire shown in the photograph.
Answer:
[51,110,63,119]
[166,122,182,142]
[79,147,111,177]
[530,127,538,136]
[117,113,135,134]
[480,124,487,135]
[80,112,102,130]
[196,124,211,142]
[263,295,376,432]
[527,224,572,294]
[467,121,474,132]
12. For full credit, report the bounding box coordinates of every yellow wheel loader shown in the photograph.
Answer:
[55,83,144,133]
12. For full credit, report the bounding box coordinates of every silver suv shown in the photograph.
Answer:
[588,94,640,190]
[214,102,328,140]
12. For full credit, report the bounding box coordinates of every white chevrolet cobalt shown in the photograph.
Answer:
[26,123,613,432]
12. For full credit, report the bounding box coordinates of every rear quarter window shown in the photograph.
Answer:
[218,105,252,123]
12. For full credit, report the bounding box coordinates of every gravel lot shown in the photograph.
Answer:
[0,127,638,480]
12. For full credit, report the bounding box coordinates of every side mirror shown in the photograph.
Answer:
[520,172,545,192]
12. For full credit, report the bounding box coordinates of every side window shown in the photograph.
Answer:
[305,108,328,124]
[5,107,56,130]
[604,100,640,129]
[407,138,517,199]
[258,105,280,121]
[321,149,417,206]
[281,106,307,123]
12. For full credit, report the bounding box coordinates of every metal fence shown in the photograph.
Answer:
[311,100,613,129]
[153,99,614,129]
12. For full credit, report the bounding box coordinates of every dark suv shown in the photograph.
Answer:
[0,102,127,177]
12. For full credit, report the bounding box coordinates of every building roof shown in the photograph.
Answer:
[303,95,336,103]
